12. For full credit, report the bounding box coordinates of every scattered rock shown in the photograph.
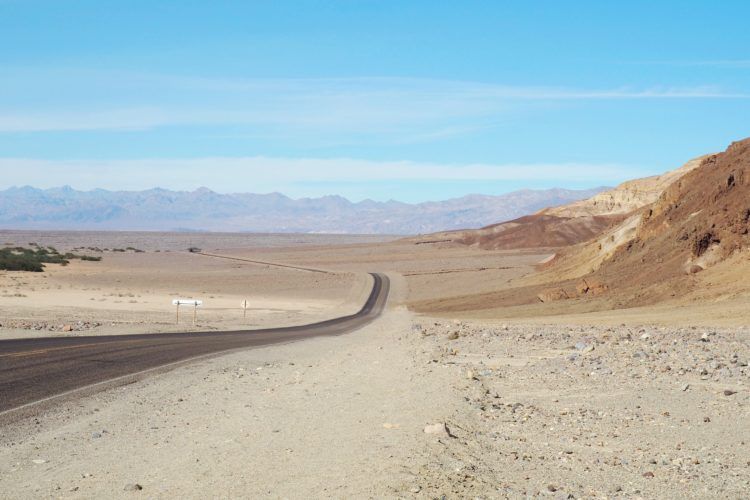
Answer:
[688,264,704,274]
[723,389,737,396]
[574,341,594,353]
[123,483,143,492]
[642,471,654,478]
[423,423,451,437]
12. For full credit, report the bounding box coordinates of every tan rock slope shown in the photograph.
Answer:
[542,156,705,218]
[410,140,750,316]
[537,138,750,305]
[417,154,704,250]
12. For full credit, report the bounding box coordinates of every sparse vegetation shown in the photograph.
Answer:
[0,246,102,272]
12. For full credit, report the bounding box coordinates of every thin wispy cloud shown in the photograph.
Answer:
[633,60,750,69]
[0,70,746,134]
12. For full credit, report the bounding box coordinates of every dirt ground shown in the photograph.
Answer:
[1,231,748,498]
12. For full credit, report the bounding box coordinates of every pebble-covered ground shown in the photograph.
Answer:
[404,320,749,499]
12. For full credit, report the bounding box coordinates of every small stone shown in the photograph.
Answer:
[547,484,558,492]
[31,459,46,464]
[681,383,690,392]
[447,331,460,340]
[466,369,476,380]
[723,389,737,396]
[640,333,651,340]
[642,471,654,478]
[123,483,143,492]
[62,324,73,332]
[91,432,102,439]
[700,332,710,342]
[423,423,451,437]
[410,486,422,493]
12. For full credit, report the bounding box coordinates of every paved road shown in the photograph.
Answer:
[0,273,389,417]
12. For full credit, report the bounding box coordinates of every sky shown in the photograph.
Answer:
[1,1,749,202]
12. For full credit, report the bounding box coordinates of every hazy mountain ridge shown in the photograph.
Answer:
[0,185,606,234]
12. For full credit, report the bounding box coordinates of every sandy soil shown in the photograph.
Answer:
[1,230,749,498]
[0,234,378,340]
[0,232,544,339]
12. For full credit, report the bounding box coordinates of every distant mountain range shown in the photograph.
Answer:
[0,185,607,235]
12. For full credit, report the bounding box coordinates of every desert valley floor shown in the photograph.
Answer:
[0,230,748,499]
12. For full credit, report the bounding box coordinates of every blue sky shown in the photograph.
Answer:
[1,1,748,202]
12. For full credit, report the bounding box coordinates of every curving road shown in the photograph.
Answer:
[0,273,389,418]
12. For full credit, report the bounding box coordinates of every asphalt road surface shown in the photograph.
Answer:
[0,273,389,417]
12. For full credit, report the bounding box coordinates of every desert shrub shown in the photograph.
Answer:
[0,246,103,272]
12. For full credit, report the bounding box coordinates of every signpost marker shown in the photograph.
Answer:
[172,299,203,326]
[241,299,248,320]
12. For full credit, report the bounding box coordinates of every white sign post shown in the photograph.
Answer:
[241,299,248,320]
[172,299,203,326]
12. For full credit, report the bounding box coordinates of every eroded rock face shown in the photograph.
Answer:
[537,288,570,302]
[544,156,707,218]
[444,156,705,253]
[576,279,608,296]
[536,137,750,308]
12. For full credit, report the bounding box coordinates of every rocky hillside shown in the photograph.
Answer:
[443,214,624,250]
[0,186,604,235]
[542,156,706,218]
[540,138,750,304]
[417,156,703,250]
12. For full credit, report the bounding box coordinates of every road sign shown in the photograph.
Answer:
[172,299,203,306]
[172,299,203,325]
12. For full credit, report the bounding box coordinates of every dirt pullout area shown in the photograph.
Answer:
[4,308,747,498]
[407,319,749,498]
[0,305,454,498]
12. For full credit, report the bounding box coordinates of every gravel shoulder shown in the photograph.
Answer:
[406,319,750,498]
